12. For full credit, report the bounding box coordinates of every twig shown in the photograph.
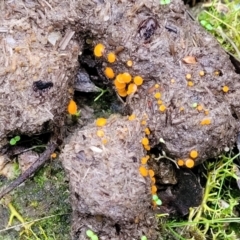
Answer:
[0,138,57,200]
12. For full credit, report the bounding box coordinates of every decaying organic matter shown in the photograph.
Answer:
[1,0,240,239]
[61,115,158,239]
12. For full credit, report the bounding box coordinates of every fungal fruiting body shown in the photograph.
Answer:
[94,43,105,57]
[96,118,107,127]
[222,86,229,93]
[190,150,198,159]
[104,67,115,79]
[134,76,143,86]
[107,52,116,63]
[68,99,78,115]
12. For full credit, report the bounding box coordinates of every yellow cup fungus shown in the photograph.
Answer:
[141,120,147,125]
[104,67,115,79]
[141,156,148,164]
[200,118,211,125]
[107,52,116,63]
[102,138,108,144]
[96,118,107,127]
[127,60,133,67]
[128,114,136,121]
[139,166,148,177]
[199,70,205,76]
[151,185,157,194]
[186,73,192,80]
[155,84,159,88]
[144,145,151,151]
[68,99,78,115]
[154,92,161,99]
[222,86,229,93]
[127,83,137,95]
[159,104,166,112]
[144,128,150,135]
[122,72,132,83]
[114,79,126,89]
[117,89,128,97]
[187,81,194,87]
[197,105,203,111]
[177,159,184,167]
[51,153,57,159]
[94,43,105,57]
[185,159,195,168]
[190,150,198,159]
[151,177,156,184]
[133,76,143,86]
[97,130,104,137]
[149,169,155,178]
[141,137,149,146]
[157,100,163,105]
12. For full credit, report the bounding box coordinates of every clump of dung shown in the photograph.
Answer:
[61,115,158,239]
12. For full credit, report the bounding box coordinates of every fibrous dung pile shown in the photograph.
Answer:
[61,115,158,239]
[2,0,240,239]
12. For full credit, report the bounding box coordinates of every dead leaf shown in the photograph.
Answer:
[182,56,197,64]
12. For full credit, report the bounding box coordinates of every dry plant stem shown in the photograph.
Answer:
[0,139,57,200]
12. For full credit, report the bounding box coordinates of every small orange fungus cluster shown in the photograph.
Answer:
[222,85,229,93]
[96,118,107,127]
[68,99,78,115]
[177,150,198,168]
[150,83,167,113]
[93,43,144,97]
[200,118,211,125]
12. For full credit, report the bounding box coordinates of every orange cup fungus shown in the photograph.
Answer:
[128,114,136,121]
[199,70,205,76]
[141,156,149,164]
[107,52,116,63]
[200,118,211,125]
[159,104,166,112]
[185,158,195,168]
[122,72,132,83]
[139,166,148,177]
[190,150,198,159]
[134,76,143,86]
[96,118,107,127]
[114,79,126,89]
[151,185,157,194]
[97,130,104,137]
[144,128,150,135]
[104,67,115,79]
[197,105,203,111]
[154,92,161,99]
[127,83,137,95]
[222,86,229,93]
[149,169,155,178]
[177,159,184,167]
[144,145,151,151]
[186,73,192,80]
[117,89,128,97]
[94,43,105,57]
[187,81,194,87]
[141,137,149,146]
[127,60,133,67]
[51,153,57,159]
[68,99,77,115]
[151,177,156,184]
